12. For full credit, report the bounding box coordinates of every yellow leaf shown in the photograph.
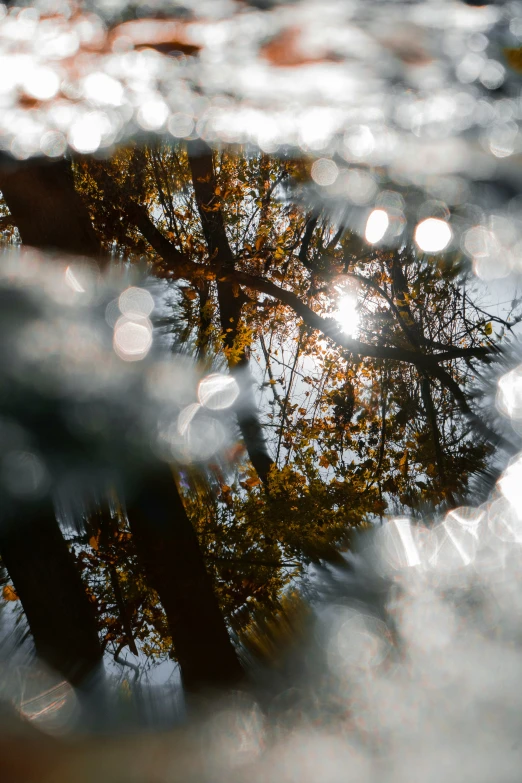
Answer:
[3,585,19,601]
[484,322,492,336]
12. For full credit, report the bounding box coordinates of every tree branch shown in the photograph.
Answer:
[185,141,274,484]
[430,364,517,454]
[122,193,495,370]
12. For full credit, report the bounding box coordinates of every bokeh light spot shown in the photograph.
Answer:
[414,218,452,253]
[168,113,195,138]
[65,266,86,294]
[69,112,103,153]
[1,451,47,498]
[178,402,201,437]
[365,209,389,244]
[198,374,240,410]
[119,286,155,318]
[82,71,124,106]
[22,66,60,101]
[311,158,338,187]
[113,316,152,361]
[137,99,169,131]
[40,130,67,157]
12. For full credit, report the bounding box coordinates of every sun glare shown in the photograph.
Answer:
[334,294,359,337]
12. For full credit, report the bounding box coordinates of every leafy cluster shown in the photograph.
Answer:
[0,141,512,679]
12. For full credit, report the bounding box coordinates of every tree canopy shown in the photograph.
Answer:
[0,140,518,701]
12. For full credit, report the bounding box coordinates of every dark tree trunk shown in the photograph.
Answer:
[0,154,102,259]
[126,462,244,692]
[0,153,105,689]
[187,141,274,485]
[0,149,243,693]
[228,354,274,484]
[0,499,103,686]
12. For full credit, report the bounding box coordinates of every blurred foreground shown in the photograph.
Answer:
[2,0,522,780]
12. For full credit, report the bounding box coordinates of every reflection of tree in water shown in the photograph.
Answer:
[0,1,521,780]
[0,141,518,712]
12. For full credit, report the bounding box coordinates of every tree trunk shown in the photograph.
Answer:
[0,499,103,686]
[126,462,244,692]
[0,154,105,690]
[186,141,274,484]
[0,149,244,693]
[0,154,102,259]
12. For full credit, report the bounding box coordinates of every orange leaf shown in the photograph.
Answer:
[260,27,340,68]
[2,585,19,602]
[109,19,201,56]
[504,48,522,73]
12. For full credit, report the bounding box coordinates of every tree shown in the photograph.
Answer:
[1,139,515,692]
[0,155,244,692]
[0,154,102,259]
[124,462,244,690]
[186,140,273,485]
[74,140,512,515]
[0,495,103,688]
